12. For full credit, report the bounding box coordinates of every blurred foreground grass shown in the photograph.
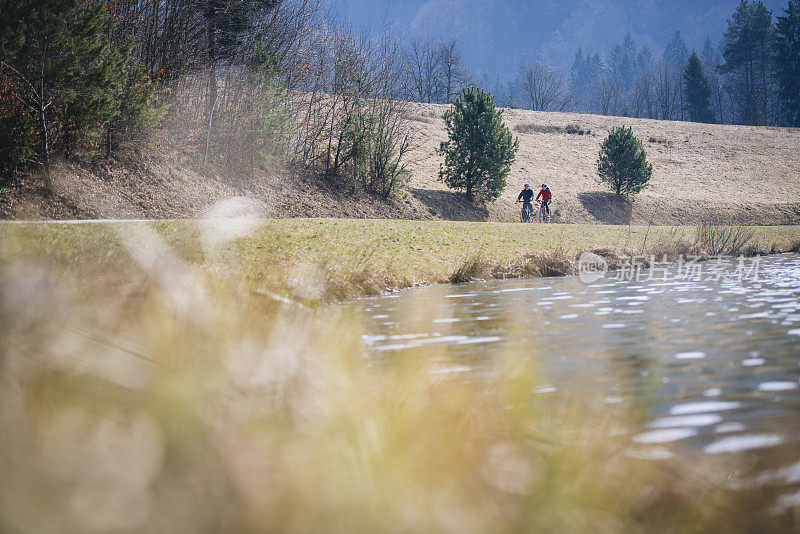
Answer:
[1,219,799,533]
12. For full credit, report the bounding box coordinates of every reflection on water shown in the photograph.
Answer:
[357,254,800,504]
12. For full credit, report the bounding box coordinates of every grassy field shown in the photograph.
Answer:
[3,218,799,301]
[2,218,799,532]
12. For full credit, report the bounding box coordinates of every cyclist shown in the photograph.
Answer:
[517,183,534,221]
[536,184,552,218]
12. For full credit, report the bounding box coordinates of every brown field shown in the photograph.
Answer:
[3,102,799,224]
[404,102,800,225]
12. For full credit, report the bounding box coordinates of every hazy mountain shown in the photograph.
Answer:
[325,0,788,79]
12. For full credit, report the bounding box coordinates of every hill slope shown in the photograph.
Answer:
[404,102,800,225]
[3,104,799,224]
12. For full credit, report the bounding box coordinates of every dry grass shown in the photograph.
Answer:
[695,223,757,257]
[4,102,800,225]
[449,249,491,283]
[785,239,800,253]
[1,220,795,533]
[448,249,575,284]
[406,102,800,224]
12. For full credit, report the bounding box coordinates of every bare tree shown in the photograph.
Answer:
[632,71,657,118]
[517,62,573,112]
[436,40,466,104]
[289,28,414,197]
[596,74,622,116]
[407,38,444,103]
[654,60,680,120]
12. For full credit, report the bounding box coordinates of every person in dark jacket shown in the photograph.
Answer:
[517,183,534,203]
[517,183,535,220]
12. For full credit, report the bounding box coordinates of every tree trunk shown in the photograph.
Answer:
[206,5,217,113]
[39,107,52,193]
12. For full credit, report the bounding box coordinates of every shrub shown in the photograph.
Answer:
[565,123,591,135]
[514,123,562,134]
[648,136,671,146]
[695,223,756,257]
[513,123,590,135]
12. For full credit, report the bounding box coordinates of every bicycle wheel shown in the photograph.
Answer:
[520,205,530,223]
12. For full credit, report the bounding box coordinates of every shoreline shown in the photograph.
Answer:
[2,218,798,303]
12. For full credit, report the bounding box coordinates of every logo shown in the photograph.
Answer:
[578,252,608,284]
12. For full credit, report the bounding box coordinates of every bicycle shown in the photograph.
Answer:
[537,200,552,223]
[518,200,534,223]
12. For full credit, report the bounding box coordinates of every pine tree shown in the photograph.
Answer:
[684,51,716,123]
[663,29,690,120]
[774,0,800,126]
[596,126,652,199]
[0,0,151,187]
[570,49,604,113]
[610,34,639,92]
[438,87,519,202]
[664,29,689,68]
[720,0,774,125]
[702,36,722,68]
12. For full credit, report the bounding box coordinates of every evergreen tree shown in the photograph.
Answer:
[570,49,603,112]
[702,36,722,68]
[0,0,153,187]
[774,0,800,126]
[438,87,519,201]
[570,48,587,99]
[664,29,689,68]
[596,126,652,198]
[610,33,639,92]
[663,29,690,120]
[684,51,716,123]
[637,44,654,75]
[720,0,774,125]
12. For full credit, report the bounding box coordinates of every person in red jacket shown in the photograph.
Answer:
[536,184,552,217]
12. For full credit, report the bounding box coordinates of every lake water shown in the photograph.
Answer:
[357,254,800,508]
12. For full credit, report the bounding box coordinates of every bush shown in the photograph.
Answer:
[514,123,562,134]
[298,31,413,199]
[438,87,519,201]
[695,223,756,257]
[648,136,671,145]
[565,123,591,135]
[513,123,590,135]
[596,126,652,198]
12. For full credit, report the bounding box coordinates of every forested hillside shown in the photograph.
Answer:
[331,0,800,128]
[327,0,787,78]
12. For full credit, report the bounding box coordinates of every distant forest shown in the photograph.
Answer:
[333,0,800,127]
[326,0,787,77]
